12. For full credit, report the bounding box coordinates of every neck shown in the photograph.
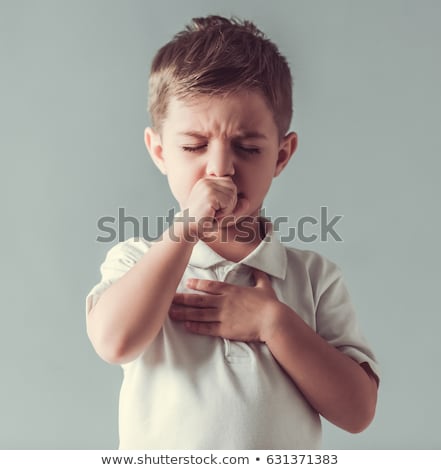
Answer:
[201,215,268,263]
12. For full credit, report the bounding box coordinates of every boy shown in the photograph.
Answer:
[86,15,379,450]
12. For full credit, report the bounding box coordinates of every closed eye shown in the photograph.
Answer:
[182,145,260,154]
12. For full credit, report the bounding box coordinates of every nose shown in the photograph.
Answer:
[205,144,235,177]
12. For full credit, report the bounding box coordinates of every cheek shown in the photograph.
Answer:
[166,164,204,204]
[167,174,191,201]
[256,177,274,201]
[243,164,274,191]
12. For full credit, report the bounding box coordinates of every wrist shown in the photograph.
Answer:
[169,210,199,245]
[175,208,220,241]
[260,298,288,344]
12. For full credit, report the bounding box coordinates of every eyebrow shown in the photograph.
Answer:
[177,130,268,140]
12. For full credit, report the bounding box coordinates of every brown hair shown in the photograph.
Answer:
[147,15,293,143]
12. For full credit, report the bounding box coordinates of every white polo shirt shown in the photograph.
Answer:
[85,223,379,450]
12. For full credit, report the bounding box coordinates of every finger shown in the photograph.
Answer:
[202,177,237,219]
[204,175,236,189]
[169,305,217,322]
[252,268,271,287]
[186,278,229,294]
[214,189,237,219]
[215,185,237,200]
[204,175,233,182]
[184,321,222,337]
[173,292,219,308]
[203,178,237,202]
[194,176,235,193]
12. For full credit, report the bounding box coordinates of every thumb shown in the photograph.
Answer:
[252,268,271,287]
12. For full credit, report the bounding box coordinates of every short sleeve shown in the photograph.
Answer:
[314,261,380,384]
[85,237,151,317]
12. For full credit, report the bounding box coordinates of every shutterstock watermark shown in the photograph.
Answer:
[96,207,344,243]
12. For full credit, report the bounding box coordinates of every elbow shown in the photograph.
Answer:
[86,309,157,365]
[345,410,375,434]
[87,320,125,365]
[88,330,141,365]
[345,366,379,434]
[86,310,132,365]
[335,404,375,434]
[345,391,378,434]
[94,341,127,366]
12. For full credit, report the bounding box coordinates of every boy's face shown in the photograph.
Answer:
[145,89,297,220]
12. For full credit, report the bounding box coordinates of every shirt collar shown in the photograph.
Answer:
[188,218,288,280]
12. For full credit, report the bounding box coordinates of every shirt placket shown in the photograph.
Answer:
[216,264,252,364]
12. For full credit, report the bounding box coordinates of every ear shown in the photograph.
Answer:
[274,131,298,177]
[144,126,167,175]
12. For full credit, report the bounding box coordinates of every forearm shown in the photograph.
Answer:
[87,220,197,364]
[263,301,378,433]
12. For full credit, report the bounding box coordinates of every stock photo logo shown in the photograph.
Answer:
[95,207,344,244]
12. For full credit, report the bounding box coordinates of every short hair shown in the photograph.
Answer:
[147,14,293,143]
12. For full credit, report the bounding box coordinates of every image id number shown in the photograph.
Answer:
[267,454,338,465]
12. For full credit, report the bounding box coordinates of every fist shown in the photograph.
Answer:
[184,176,249,236]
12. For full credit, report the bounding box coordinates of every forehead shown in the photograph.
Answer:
[165,90,276,137]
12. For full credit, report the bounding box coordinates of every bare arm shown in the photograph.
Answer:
[87,175,248,365]
[87,220,197,364]
[263,301,378,433]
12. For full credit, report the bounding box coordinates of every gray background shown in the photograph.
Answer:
[1,0,440,449]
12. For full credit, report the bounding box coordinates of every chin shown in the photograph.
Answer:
[217,217,238,230]
[218,213,259,231]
